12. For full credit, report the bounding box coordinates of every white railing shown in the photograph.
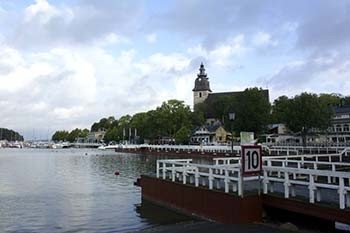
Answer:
[120,144,241,154]
[156,159,257,196]
[262,166,350,209]
[267,145,348,155]
[155,149,350,210]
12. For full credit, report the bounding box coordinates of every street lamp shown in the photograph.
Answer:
[228,112,235,155]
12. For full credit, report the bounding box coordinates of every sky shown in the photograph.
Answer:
[1,0,350,139]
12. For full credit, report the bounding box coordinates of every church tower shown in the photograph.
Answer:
[193,63,212,107]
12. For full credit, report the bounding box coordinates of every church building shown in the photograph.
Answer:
[192,63,269,117]
[190,63,269,145]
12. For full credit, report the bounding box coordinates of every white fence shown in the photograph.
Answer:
[121,144,241,154]
[156,148,350,210]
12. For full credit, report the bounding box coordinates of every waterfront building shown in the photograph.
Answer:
[328,105,350,144]
[85,129,106,143]
[190,120,231,145]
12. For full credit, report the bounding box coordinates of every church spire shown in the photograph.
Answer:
[193,63,211,92]
[199,62,206,76]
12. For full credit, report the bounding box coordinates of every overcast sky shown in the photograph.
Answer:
[1,0,350,139]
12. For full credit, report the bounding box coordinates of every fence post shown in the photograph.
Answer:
[339,177,345,209]
[284,171,290,198]
[162,162,166,179]
[238,169,243,196]
[309,174,315,204]
[172,164,175,182]
[156,161,160,178]
[224,169,229,193]
[209,168,213,189]
[183,169,187,184]
[263,170,268,194]
[195,168,199,187]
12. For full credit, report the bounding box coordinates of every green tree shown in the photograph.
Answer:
[231,88,271,135]
[175,126,191,144]
[52,130,69,141]
[0,128,24,141]
[271,95,291,123]
[274,93,333,146]
[67,128,89,142]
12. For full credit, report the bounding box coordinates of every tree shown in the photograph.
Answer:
[271,95,292,124]
[273,93,333,146]
[52,130,69,141]
[0,128,24,141]
[175,126,191,144]
[231,88,271,135]
[67,128,89,142]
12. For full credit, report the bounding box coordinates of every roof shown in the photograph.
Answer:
[333,105,350,114]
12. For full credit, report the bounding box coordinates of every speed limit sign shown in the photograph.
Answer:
[241,145,262,176]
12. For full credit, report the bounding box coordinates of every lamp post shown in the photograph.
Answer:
[228,112,235,155]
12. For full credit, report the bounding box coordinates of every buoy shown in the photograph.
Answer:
[114,171,120,176]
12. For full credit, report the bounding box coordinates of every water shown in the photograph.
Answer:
[0,148,191,233]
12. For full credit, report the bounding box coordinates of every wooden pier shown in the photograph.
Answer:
[136,147,350,229]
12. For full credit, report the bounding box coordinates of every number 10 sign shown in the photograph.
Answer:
[241,145,262,176]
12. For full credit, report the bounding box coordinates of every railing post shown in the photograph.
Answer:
[309,174,315,204]
[339,177,345,209]
[263,170,268,194]
[224,169,229,193]
[332,164,336,183]
[162,162,166,180]
[183,169,187,184]
[156,161,160,178]
[316,189,321,202]
[238,170,243,196]
[284,171,290,198]
[195,168,199,187]
[209,168,213,189]
[172,164,175,182]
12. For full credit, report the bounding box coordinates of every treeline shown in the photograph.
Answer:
[51,88,350,144]
[197,89,350,140]
[271,93,349,145]
[52,128,89,142]
[91,99,205,144]
[0,128,24,141]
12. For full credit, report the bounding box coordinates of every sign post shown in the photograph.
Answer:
[241,145,262,196]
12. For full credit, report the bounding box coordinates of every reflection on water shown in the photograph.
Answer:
[0,148,193,233]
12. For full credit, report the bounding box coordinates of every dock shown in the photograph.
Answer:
[136,146,350,230]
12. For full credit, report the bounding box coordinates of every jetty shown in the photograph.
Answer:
[135,145,350,231]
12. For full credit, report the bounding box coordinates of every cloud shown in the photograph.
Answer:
[7,0,143,49]
[252,32,277,47]
[146,33,157,44]
[1,0,350,139]
[265,52,350,99]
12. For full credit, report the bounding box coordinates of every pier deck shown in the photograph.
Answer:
[137,148,350,226]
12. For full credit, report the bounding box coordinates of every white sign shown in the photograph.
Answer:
[240,132,255,145]
[241,145,262,176]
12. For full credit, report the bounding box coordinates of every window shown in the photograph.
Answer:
[199,92,202,98]
[344,124,349,132]
[336,124,342,132]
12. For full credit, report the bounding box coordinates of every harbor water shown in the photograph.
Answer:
[0,148,192,233]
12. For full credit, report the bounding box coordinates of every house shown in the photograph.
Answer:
[328,105,350,144]
[190,120,231,145]
[85,129,106,143]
